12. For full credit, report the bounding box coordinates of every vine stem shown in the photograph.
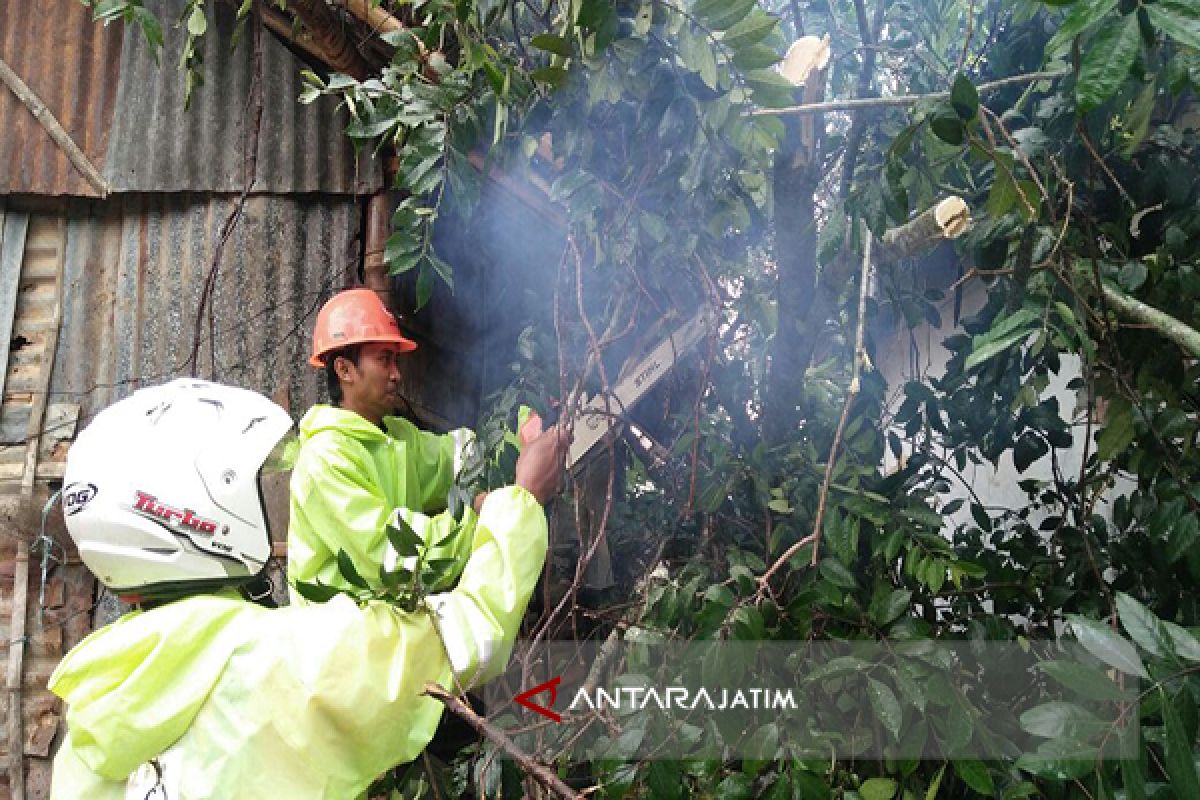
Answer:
[758,226,873,591]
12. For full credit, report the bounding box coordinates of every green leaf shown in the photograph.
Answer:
[646,762,683,800]
[1116,592,1170,656]
[187,4,207,36]
[819,558,858,589]
[929,113,964,145]
[346,115,399,140]
[1048,0,1117,52]
[1036,660,1131,701]
[1163,620,1200,662]
[132,6,164,52]
[1077,15,1140,112]
[336,549,369,589]
[678,27,719,90]
[298,84,321,105]
[1013,433,1049,473]
[695,0,755,31]
[767,497,792,513]
[722,12,778,50]
[953,760,994,795]
[531,34,573,57]
[415,265,434,310]
[326,73,358,91]
[293,580,341,603]
[732,44,780,70]
[924,764,945,800]
[867,677,903,740]
[1147,1,1200,51]
[1020,701,1108,739]
[387,516,424,558]
[859,778,898,800]
[1163,688,1200,796]
[730,606,766,640]
[714,772,752,800]
[965,309,1039,370]
[1117,260,1147,291]
[986,167,1019,219]
[950,74,979,120]
[530,67,569,88]
[428,252,454,290]
[869,588,912,627]
[1096,397,1134,461]
[1069,615,1149,678]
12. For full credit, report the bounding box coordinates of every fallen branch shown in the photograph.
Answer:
[751,69,1068,117]
[1101,283,1200,359]
[0,57,109,196]
[423,682,584,800]
[878,196,970,261]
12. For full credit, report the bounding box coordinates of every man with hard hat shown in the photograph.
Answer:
[288,288,494,600]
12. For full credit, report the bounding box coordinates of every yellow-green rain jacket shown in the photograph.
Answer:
[49,487,547,800]
[288,405,475,600]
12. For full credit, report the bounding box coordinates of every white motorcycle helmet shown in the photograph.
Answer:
[61,379,294,602]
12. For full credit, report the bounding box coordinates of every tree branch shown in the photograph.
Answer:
[1100,283,1200,359]
[423,683,584,800]
[878,196,970,261]
[751,69,1069,117]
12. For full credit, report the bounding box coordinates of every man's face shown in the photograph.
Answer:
[337,342,405,426]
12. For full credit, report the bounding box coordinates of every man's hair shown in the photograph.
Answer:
[324,345,361,406]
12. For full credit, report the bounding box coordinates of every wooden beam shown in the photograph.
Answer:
[334,0,404,34]
[0,212,28,407]
[22,218,64,499]
[6,541,29,800]
[288,0,372,80]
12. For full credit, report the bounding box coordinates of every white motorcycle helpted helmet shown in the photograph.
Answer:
[61,378,295,604]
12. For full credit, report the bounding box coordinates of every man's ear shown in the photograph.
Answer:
[334,355,355,384]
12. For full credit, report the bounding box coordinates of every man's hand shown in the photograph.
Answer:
[514,424,569,505]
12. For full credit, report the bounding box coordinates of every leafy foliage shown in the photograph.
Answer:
[88,0,1200,796]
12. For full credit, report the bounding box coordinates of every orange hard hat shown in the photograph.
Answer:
[309,289,417,367]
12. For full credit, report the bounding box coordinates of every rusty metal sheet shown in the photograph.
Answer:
[105,0,382,195]
[0,0,123,197]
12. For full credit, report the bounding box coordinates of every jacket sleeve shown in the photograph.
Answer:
[387,417,476,514]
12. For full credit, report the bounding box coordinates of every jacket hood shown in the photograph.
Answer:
[48,594,256,780]
[297,405,390,444]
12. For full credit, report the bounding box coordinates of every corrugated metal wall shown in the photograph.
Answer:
[52,193,361,425]
[0,0,123,197]
[105,0,382,195]
[1,0,382,198]
[0,194,361,798]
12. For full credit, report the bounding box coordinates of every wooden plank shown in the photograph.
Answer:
[0,213,29,405]
[22,218,64,499]
[6,541,28,800]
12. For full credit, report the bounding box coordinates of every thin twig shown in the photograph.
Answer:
[1075,121,1135,208]
[0,57,110,195]
[424,683,584,800]
[752,69,1068,117]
